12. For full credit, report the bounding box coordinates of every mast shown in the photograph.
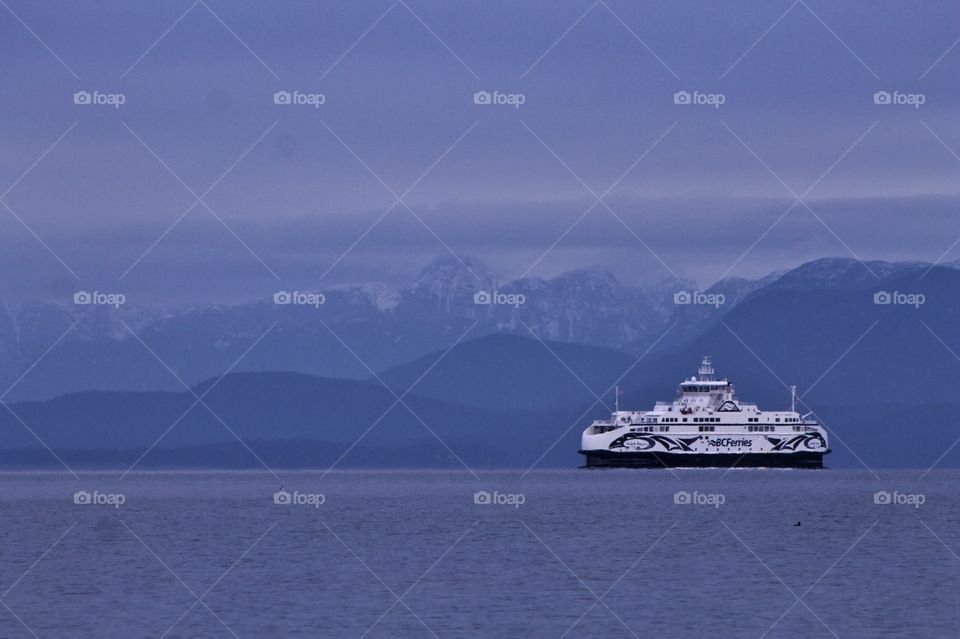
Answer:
[614,385,620,412]
[698,356,715,381]
[791,385,797,413]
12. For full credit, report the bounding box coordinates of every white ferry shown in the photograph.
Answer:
[579,357,830,468]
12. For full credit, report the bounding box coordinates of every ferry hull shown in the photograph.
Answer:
[579,449,827,469]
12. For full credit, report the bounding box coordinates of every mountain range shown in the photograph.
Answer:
[0,256,701,401]
[3,256,960,469]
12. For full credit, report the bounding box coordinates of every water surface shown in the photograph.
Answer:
[0,469,952,637]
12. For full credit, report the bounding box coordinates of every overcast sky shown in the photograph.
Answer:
[1,0,958,304]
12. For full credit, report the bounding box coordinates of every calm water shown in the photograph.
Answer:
[0,469,955,638]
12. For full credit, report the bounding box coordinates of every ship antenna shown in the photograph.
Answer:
[791,385,797,413]
[699,356,715,381]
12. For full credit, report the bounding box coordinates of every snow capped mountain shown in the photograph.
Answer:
[0,255,951,401]
[486,267,691,346]
[410,256,495,303]
[0,256,688,399]
[767,258,928,291]
[327,282,401,312]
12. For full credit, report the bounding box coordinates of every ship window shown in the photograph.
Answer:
[682,418,687,422]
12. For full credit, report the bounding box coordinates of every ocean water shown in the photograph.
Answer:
[0,468,954,638]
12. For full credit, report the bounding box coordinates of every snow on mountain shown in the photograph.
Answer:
[766,258,928,291]
[0,255,950,401]
[408,256,497,312]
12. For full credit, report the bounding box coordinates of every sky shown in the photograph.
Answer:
[0,0,958,304]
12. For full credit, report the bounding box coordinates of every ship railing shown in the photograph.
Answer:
[589,422,616,434]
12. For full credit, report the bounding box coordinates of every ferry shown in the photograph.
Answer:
[579,357,830,468]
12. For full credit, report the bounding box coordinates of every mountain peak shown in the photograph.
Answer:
[774,257,911,290]
[410,256,496,308]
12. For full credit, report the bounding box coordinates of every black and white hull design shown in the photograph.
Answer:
[579,357,830,469]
